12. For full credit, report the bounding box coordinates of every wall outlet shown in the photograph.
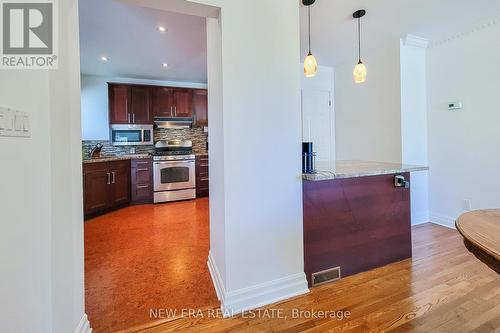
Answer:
[448,102,463,111]
[461,199,472,211]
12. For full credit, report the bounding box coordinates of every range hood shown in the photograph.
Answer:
[154,117,193,129]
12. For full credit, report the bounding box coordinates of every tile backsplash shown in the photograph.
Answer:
[82,128,208,159]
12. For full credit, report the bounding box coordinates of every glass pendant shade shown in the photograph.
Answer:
[304,52,318,78]
[353,61,367,83]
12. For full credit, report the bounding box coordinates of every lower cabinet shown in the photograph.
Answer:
[83,160,131,217]
[196,155,209,198]
[131,158,153,204]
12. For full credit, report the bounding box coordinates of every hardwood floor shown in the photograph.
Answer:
[122,223,500,333]
[85,198,218,333]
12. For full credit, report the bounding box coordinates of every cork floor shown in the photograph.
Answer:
[84,198,218,333]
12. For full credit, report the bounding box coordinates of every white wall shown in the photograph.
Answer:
[114,0,308,315]
[400,36,430,225]
[206,16,227,290]
[208,0,307,312]
[301,65,335,161]
[200,0,309,314]
[0,0,89,332]
[0,55,52,333]
[335,40,402,163]
[81,74,207,140]
[427,22,500,227]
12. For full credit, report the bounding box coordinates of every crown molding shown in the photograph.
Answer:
[429,16,500,48]
[404,35,429,48]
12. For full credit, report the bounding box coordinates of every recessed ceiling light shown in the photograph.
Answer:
[101,56,109,62]
[158,26,167,32]
[162,63,168,68]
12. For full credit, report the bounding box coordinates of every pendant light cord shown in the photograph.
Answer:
[308,4,312,54]
[357,17,361,62]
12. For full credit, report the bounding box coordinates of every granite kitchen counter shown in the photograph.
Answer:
[82,154,152,164]
[303,160,428,181]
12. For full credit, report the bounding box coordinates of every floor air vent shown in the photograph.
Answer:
[312,267,341,287]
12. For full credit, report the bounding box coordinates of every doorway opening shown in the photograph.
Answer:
[78,0,221,331]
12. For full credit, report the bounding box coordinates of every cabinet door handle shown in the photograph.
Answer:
[170,106,173,114]
[174,106,177,116]
[112,172,116,184]
[132,113,135,123]
[128,113,131,123]
[137,168,149,172]
[107,173,111,185]
[137,185,149,189]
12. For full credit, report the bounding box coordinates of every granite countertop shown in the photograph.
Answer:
[303,160,429,181]
[82,154,152,164]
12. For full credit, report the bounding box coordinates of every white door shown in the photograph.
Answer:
[301,89,334,161]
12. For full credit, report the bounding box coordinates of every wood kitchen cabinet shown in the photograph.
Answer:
[152,87,174,117]
[108,83,153,125]
[172,89,193,117]
[83,160,131,218]
[109,84,207,124]
[193,89,208,127]
[108,84,130,124]
[110,84,202,122]
[109,161,132,206]
[129,86,152,124]
[152,87,193,118]
[131,158,153,204]
[196,155,209,198]
[83,162,111,214]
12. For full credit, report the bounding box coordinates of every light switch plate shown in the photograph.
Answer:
[0,107,31,137]
[0,107,6,131]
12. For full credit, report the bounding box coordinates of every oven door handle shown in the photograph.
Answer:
[154,160,195,165]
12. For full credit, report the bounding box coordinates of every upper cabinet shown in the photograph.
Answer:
[172,89,193,118]
[151,87,174,117]
[109,83,206,125]
[108,84,130,124]
[129,86,152,124]
[152,88,193,118]
[108,83,153,125]
[193,89,208,127]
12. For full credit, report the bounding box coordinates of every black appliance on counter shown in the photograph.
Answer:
[302,142,316,174]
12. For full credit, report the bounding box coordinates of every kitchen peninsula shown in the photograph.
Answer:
[303,160,428,287]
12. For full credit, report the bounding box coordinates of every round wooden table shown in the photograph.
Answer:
[456,210,500,274]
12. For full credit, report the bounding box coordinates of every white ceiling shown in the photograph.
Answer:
[79,0,500,82]
[300,0,500,67]
[79,0,207,83]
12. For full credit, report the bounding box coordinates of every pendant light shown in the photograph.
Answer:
[353,9,367,83]
[303,0,318,78]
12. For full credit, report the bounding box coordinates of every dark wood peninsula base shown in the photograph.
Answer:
[303,172,412,287]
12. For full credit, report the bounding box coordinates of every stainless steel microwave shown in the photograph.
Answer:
[110,125,153,146]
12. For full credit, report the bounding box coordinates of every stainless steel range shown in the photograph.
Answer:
[153,140,196,203]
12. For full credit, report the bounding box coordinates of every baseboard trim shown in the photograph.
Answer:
[207,251,225,302]
[207,251,309,317]
[429,213,456,229]
[222,272,309,317]
[75,314,92,333]
[412,212,430,226]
